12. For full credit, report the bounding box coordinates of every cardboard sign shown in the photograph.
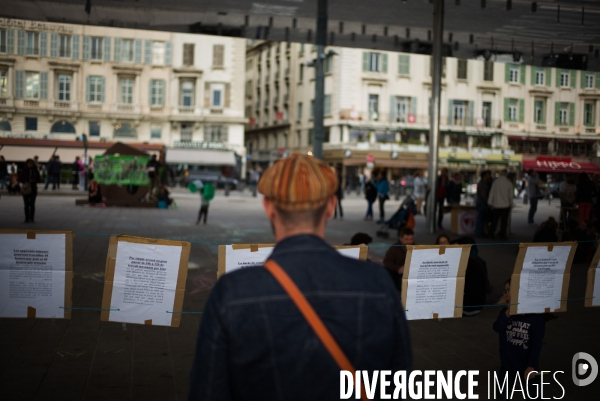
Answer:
[0,229,73,319]
[585,243,600,308]
[509,242,577,315]
[100,236,190,327]
[401,245,471,320]
[217,244,369,278]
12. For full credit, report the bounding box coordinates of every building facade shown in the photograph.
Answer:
[245,40,600,183]
[0,18,247,178]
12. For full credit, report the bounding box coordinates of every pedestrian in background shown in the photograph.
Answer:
[146,154,161,198]
[0,155,7,189]
[376,170,390,223]
[50,155,62,190]
[364,175,378,221]
[413,170,426,214]
[475,170,492,237]
[577,173,596,225]
[71,156,81,190]
[436,168,449,230]
[18,158,41,223]
[333,166,344,219]
[488,170,514,240]
[447,172,463,206]
[559,174,577,228]
[527,169,540,225]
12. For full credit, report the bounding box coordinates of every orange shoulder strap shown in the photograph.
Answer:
[263,259,367,400]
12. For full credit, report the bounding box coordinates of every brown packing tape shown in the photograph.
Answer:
[145,320,152,325]
[217,245,226,279]
[171,241,191,327]
[547,244,554,252]
[544,307,551,313]
[231,244,275,250]
[100,236,119,322]
[433,313,439,320]
[250,244,259,252]
[439,246,446,255]
[27,231,36,239]
[27,306,36,319]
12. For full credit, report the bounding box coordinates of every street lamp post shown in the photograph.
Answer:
[427,0,445,234]
[312,0,328,160]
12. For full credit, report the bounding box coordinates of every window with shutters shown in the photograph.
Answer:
[59,35,71,58]
[120,78,134,104]
[211,83,224,107]
[180,123,192,141]
[183,43,195,66]
[507,99,518,121]
[585,73,594,89]
[535,69,545,86]
[151,124,162,139]
[150,80,165,106]
[457,59,468,80]
[297,102,303,121]
[584,102,594,127]
[90,37,103,60]
[560,71,570,87]
[395,97,411,123]
[483,61,494,81]
[213,44,224,68]
[121,39,134,62]
[534,100,545,123]
[558,103,569,125]
[206,125,227,142]
[324,95,331,116]
[180,81,194,106]
[0,70,7,97]
[152,42,165,65]
[0,30,7,53]
[368,52,381,72]
[509,65,519,83]
[25,117,37,131]
[324,56,333,74]
[451,100,467,126]
[27,32,40,55]
[429,57,447,78]
[57,74,71,101]
[25,72,40,99]
[369,94,379,120]
[88,76,103,103]
[89,121,101,136]
[398,55,410,75]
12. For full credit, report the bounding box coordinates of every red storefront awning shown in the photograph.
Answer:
[523,159,600,174]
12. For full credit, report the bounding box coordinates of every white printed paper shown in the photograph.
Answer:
[516,246,571,314]
[109,242,182,326]
[224,245,362,274]
[404,248,463,320]
[0,234,66,318]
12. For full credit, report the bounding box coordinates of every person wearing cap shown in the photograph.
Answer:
[189,152,412,401]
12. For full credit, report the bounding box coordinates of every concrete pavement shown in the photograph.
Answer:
[0,191,598,400]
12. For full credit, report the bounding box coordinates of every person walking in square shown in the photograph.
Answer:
[488,170,514,240]
[475,170,492,236]
[526,170,541,224]
[376,170,390,223]
[333,166,344,219]
[18,159,41,223]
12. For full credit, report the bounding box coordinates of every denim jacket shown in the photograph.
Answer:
[189,235,412,400]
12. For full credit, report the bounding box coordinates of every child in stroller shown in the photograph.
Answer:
[376,195,418,238]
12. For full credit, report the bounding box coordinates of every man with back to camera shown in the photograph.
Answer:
[189,153,412,400]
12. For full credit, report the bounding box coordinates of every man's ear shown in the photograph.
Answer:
[324,196,337,220]
[263,197,277,221]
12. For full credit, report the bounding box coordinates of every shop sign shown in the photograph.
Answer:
[535,157,580,170]
[173,141,227,150]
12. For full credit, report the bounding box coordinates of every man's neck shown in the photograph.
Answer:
[274,226,325,243]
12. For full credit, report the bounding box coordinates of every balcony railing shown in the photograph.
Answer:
[178,106,195,114]
[23,100,39,107]
[54,101,71,109]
